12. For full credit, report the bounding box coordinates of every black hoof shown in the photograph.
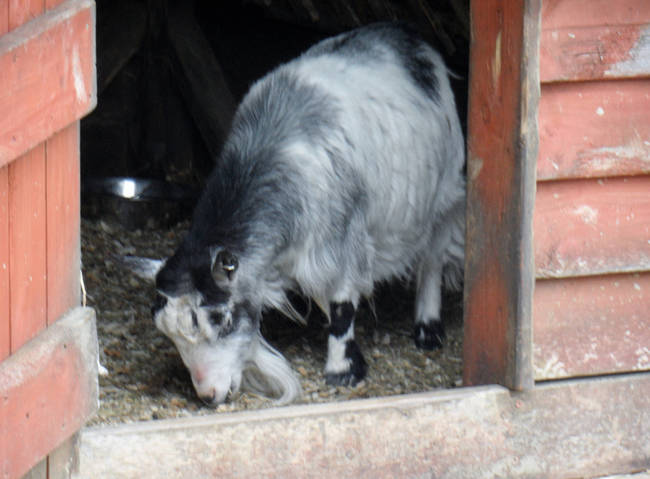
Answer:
[414,321,445,350]
[325,371,364,387]
[325,341,367,386]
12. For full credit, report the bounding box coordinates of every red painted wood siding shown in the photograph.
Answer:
[538,80,650,181]
[533,0,650,380]
[0,1,96,477]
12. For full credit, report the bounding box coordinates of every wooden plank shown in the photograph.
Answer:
[8,146,47,352]
[46,433,81,479]
[538,79,650,181]
[166,1,236,159]
[534,273,650,380]
[0,1,8,34]
[463,0,540,389]
[0,165,8,362]
[78,374,650,479]
[534,176,650,279]
[46,0,68,10]
[0,307,98,479]
[542,0,650,30]
[540,23,650,83]
[46,123,80,325]
[0,0,96,167]
[8,0,44,31]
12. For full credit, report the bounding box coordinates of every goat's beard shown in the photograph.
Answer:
[241,333,302,405]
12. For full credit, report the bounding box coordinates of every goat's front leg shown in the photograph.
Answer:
[324,301,367,386]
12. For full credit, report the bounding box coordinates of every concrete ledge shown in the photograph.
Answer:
[77,373,650,478]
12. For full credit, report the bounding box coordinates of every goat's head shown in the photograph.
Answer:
[148,244,301,406]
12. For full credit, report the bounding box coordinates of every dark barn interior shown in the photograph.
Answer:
[80,0,470,425]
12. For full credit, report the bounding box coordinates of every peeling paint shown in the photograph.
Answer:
[607,25,650,77]
[573,205,599,224]
[72,45,87,103]
[492,30,502,90]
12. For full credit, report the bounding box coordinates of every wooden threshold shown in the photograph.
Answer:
[77,372,650,479]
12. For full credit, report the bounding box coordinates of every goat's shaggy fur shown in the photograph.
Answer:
[152,22,465,406]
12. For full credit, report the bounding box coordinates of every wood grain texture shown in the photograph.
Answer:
[0,307,98,479]
[46,123,80,325]
[537,80,650,181]
[534,176,650,279]
[540,23,650,83]
[78,375,650,479]
[0,1,8,34]
[542,0,650,29]
[8,146,47,352]
[8,0,44,31]
[534,273,650,380]
[0,166,9,362]
[0,0,96,167]
[463,0,540,390]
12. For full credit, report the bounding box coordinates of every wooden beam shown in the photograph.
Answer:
[534,176,650,279]
[463,0,540,390]
[46,123,81,325]
[0,307,98,479]
[77,373,650,479]
[537,80,650,181]
[166,0,236,159]
[0,166,8,361]
[534,272,650,379]
[8,145,47,352]
[0,0,96,167]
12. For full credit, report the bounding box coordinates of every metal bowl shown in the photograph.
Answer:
[82,177,198,229]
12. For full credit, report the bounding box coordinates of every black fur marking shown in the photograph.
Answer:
[151,293,167,318]
[328,301,355,338]
[308,23,440,102]
[414,321,445,350]
[188,71,339,258]
[208,311,223,326]
[325,340,367,386]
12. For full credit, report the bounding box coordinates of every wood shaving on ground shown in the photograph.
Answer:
[81,218,464,426]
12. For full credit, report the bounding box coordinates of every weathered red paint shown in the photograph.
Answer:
[8,0,43,32]
[542,0,650,29]
[534,176,650,279]
[0,0,96,166]
[463,0,539,389]
[8,145,48,352]
[534,273,650,379]
[537,79,650,181]
[46,124,81,325]
[0,166,8,362]
[0,308,98,479]
[540,23,650,83]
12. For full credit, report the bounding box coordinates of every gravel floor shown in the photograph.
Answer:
[81,218,464,426]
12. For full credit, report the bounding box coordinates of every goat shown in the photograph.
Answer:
[150,22,465,406]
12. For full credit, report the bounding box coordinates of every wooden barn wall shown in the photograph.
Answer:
[533,0,650,380]
[0,0,97,477]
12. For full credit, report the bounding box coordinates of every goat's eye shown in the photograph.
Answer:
[208,311,223,326]
[191,311,199,329]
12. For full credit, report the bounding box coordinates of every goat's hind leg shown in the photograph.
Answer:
[324,301,367,386]
[414,257,445,350]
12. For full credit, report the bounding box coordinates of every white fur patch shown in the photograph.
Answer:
[325,323,355,375]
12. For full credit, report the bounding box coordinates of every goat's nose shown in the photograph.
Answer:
[199,388,217,406]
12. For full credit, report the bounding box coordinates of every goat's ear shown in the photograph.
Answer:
[119,255,164,281]
[155,250,193,296]
[212,250,238,282]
